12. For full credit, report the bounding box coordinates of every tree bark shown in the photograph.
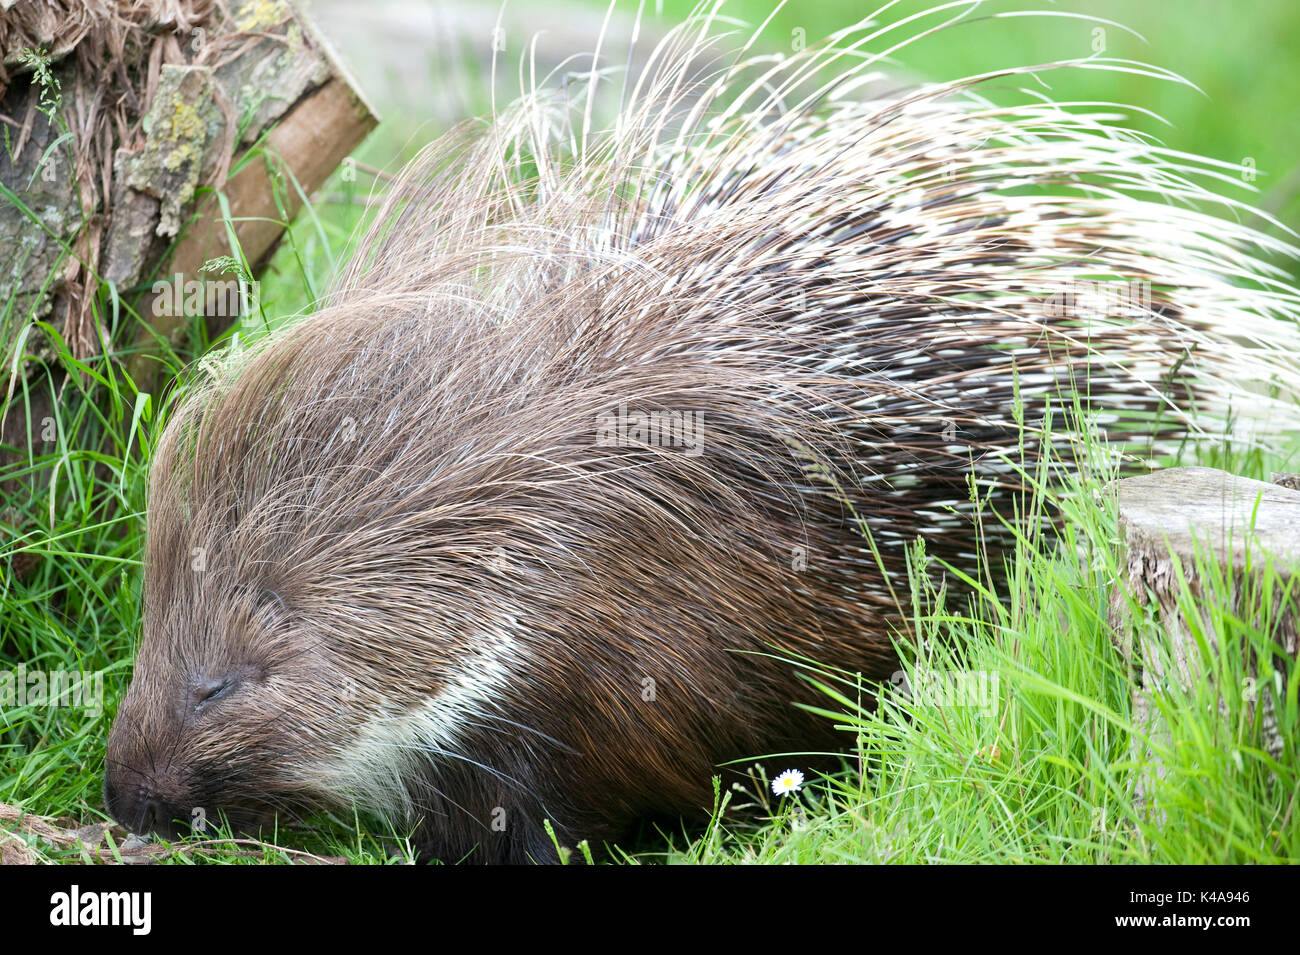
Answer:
[1,0,377,578]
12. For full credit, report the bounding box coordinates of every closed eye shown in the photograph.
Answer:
[194,677,234,711]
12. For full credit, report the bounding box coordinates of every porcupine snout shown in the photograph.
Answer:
[103,578,356,841]
[103,658,275,840]
[103,759,194,839]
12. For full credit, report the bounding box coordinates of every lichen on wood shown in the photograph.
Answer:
[126,64,221,238]
[0,0,376,373]
[0,0,377,580]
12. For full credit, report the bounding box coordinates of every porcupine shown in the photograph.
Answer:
[102,6,1300,863]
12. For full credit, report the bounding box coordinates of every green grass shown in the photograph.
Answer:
[2,0,1298,864]
[4,374,1297,863]
[643,431,1300,864]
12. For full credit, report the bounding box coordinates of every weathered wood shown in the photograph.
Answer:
[1115,467,1300,568]
[1,0,376,373]
[0,0,376,581]
[128,75,375,386]
[1109,466,1299,806]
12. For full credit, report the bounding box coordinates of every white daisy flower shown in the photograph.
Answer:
[771,769,804,796]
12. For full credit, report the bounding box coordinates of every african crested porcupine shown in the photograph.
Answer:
[103,7,1300,863]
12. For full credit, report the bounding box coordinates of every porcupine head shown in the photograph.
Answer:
[103,7,1300,863]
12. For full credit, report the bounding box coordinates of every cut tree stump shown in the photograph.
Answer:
[1109,466,1299,807]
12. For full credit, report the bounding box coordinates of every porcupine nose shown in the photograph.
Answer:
[104,772,190,838]
[132,794,189,838]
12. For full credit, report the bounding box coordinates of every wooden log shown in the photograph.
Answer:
[1,0,379,372]
[1109,466,1299,807]
[119,2,379,394]
[1,0,376,581]
[127,73,376,389]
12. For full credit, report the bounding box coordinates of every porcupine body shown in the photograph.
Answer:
[103,8,1300,863]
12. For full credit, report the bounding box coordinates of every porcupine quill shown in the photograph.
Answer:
[104,4,1300,863]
